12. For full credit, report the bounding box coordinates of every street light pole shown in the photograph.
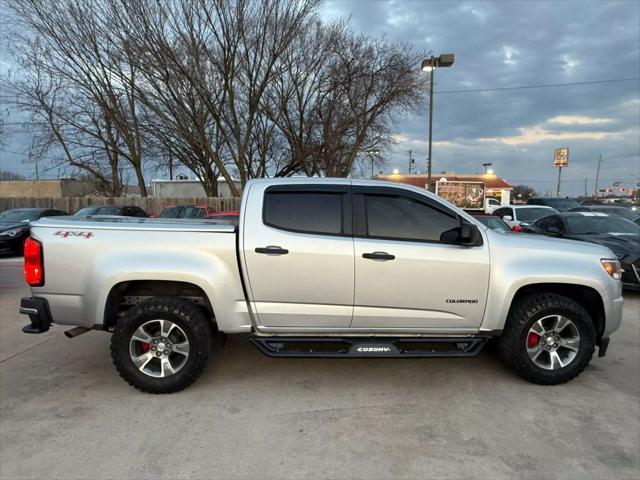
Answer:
[427,57,434,191]
[421,54,454,192]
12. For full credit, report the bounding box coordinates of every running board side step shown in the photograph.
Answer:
[249,336,487,358]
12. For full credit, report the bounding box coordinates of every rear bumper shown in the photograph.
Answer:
[19,297,52,334]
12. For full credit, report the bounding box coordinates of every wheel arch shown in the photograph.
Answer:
[506,283,605,344]
[102,279,216,332]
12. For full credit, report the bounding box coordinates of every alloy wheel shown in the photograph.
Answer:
[526,314,580,370]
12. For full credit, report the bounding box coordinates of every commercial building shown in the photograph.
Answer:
[375,173,513,205]
[0,179,97,198]
[151,178,241,198]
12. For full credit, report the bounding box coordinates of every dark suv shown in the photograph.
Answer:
[527,197,580,212]
[74,205,148,217]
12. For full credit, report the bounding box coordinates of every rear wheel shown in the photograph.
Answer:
[497,293,595,385]
[111,297,213,393]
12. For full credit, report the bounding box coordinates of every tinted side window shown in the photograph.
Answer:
[537,216,557,228]
[495,208,513,218]
[364,194,458,242]
[264,192,342,235]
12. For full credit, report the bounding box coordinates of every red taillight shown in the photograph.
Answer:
[511,225,523,232]
[24,237,44,286]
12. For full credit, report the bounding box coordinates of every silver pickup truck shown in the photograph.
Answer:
[19,178,624,393]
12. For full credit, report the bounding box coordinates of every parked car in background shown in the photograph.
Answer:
[527,197,581,212]
[526,212,640,290]
[493,205,557,231]
[473,214,513,233]
[206,210,240,225]
[157,205,215,219]
[571,204,640,224]
[0,208,67,255]
[74,205,148,218]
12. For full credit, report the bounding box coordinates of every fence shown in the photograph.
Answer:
[0,197,242,216]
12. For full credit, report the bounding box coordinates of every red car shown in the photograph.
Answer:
[157,205,239,224]
[206,210,240,223]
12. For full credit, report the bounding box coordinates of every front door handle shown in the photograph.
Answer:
[255,246,289,255]
[362,251,395,261]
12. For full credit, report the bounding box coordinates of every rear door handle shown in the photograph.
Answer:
[255,246,289,255]
[362,251,395,261]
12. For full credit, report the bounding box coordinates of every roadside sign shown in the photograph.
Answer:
[435,180,485,210]
[553,147,569,167]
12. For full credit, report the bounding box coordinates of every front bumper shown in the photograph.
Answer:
[621,260,640,291]
[19,297,52,333]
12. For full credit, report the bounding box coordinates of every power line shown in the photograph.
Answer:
[436,76,640,94]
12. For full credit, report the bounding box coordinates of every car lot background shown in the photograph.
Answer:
[0,256,639,479]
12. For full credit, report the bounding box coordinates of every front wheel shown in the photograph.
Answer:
[111,297,213,393]
[497,293,595,385]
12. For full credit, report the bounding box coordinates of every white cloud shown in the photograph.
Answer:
[478,125,625,146]
[561,54,580,73]
[547,115,613,125]
[503,46,519,65]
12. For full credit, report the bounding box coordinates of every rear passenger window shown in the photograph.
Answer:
[264,191,342,235]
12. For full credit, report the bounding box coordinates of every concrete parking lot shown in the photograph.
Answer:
[0,256,639,480]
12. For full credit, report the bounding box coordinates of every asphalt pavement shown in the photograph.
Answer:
[0,256,639,479]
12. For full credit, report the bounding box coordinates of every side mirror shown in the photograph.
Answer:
[459,223,482,246]
[547,226,561,234]
[503,215,513,221]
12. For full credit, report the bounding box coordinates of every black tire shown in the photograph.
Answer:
[111,297,213,393]
[497,293,595,385]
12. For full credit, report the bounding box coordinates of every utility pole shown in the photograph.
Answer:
[594,154,602,197]
[35,163,39,180]
[584,178,588,198]
[168,151,174,180]
[408,150,413,174]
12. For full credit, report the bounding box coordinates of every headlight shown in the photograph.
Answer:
[601,259,622,280]
[3,227,27,237]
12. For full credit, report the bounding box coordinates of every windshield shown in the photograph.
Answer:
[0,209,41,223]
[596,208,640,222]
[517,208,555,222]
[566,216,640,235]
[158,206,204,219]
[533,198,579,211]
[476,216,510,232]
[74,206,122,216]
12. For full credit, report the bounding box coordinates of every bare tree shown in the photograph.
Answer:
[5,0,149,195]
[2,39,126,195]
[3,0,428,196]
[315,33,427,176]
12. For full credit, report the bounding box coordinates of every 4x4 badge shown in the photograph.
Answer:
[54,231,94,239]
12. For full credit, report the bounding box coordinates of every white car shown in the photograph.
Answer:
[484,197,502,214]
[493,205,558,230]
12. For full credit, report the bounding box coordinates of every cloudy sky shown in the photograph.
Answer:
[323,0,640,195]
[0,0,638,196]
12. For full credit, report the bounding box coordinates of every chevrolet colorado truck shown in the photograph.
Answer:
[19,178,624,393]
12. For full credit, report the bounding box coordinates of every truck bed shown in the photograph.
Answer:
[27,215,248,332]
